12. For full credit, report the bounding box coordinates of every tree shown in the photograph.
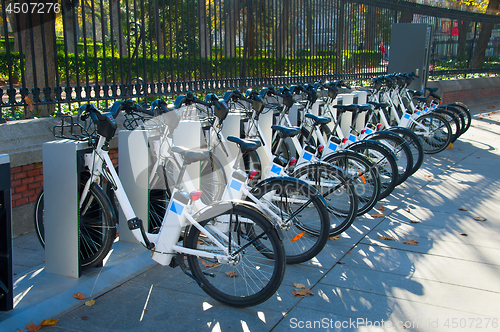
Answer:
[470,0,500,68]
[17,1,56,117]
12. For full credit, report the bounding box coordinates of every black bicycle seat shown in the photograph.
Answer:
[226,136,261,153]
[171,146,211,165]
[271,125,300,138]
[332,104,358,112]
[407,90,423,96]
[304,113,331,125]
[357,104,371,112]
[367,101,389,109]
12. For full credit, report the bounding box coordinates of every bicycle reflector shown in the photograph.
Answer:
[361,129,366,134]
[377,123,383,129]
[248,170,258,180]
[317,145,324,153]
[289,157,297,166]
[190,191,203,201]
[342,138,348,143]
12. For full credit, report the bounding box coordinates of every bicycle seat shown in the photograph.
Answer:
[171,146,211,164]
[332,104,358,113]
[357,104,371,112]
[226,136,261,153]
[271,125,300,138]
[367,101,389,109]
[304,113,331,125]
[412,96,428,102]
[407,90,423,96]
[425,87,438,93]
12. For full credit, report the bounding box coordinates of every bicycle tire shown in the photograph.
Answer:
[410,113,452,154]
[347,140,398,199]
[248,177,330,264]
[185,202,286,307]
[292,162,358,236]
[323,150,381,216]
[447,102,471,134]
[387,126,424,175]
[442,105,466,138]
[433,109,461,143]
[365,131,413,186]
[33,183,117,268]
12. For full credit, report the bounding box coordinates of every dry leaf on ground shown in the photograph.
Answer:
[473,217,487,221]
[294,282,306,289]
[371,213,385,218]
[81,316,88,321]
[459,208,468,211]
[328,235,340,241]
[225,271,238,278]
[73,292,86,300]
[409,220,420,223]
[201,260,218,268]
[407,208,411,212]
[379,235,395,241]
[378,205,387,211]
[476,156,481,159]
[446,143,454,150]
[26,322,41,332]
[458,148,463,151]
[85,299,95,307]
[292,288,313,297]
[41,319,59,326]
[402,239,419,245]
[487,105,495,109]
[460,233,468,236]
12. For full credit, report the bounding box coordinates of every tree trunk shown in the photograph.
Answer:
[275,0,291,58]
[198,0,210,58]
[18,4,56,118]
[112,0,127,57]
[63,0,78,54]
[470,0,500,68]
[457,20,469,61]
[224,0,239,58]
[364,5,376,51]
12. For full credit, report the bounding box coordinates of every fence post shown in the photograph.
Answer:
[0,154,13,311]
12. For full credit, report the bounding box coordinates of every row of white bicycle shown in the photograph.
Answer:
[33,72,470,307]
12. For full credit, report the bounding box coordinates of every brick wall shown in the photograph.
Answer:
[9,148,118,209]
[441,86,500,104]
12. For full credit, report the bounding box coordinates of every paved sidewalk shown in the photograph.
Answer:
[2,99,500,332]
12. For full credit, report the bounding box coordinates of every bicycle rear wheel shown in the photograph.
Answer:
[185,202,286,307]
[293,163,358,236]
[248,177,330,264]
[447,102,471,135]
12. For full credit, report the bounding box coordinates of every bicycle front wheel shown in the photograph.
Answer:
[293,163,358,236]
[33,183,117,268]
[185,202,286,307]
[387,126,424,175]
[410,113,452,154]
[248,177,330,264]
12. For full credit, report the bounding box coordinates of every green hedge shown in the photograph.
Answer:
[0,50,383,83]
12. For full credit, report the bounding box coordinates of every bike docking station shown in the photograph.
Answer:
[0,154,13,311]
[42,140,93,278]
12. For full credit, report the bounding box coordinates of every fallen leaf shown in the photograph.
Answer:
[26,322,41,332]
[379,235,395,241]
[16,330,26,332]
[81,316,88,321]
[424,174,433,178]
[402,239,419,245]
[458,148,463,151]
[201,260,218,268]
[225,271,238,278]
[294,282,306,289]
[446,143,453,149]
[407,208,411,212]
[460,233,468,236]
[337,261,345,264]
[476,156,481,159]
[292,288,313,297]
[41,319,59,326]
[328,235,340,241]
[85,299,95,307]
[378,205,386,211]
[409,220,420,223]
[371,213,384,218]
[473,217,487,221]
[143,309,147,313]
[487,105,495,109]
[458,208,468,211]
[73,292,86,300]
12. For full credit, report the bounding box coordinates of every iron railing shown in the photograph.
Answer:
[0,0,499,120]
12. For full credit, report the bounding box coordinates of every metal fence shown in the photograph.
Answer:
[1,0,499,120]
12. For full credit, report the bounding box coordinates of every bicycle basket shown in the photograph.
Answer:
[53,115,97,140]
